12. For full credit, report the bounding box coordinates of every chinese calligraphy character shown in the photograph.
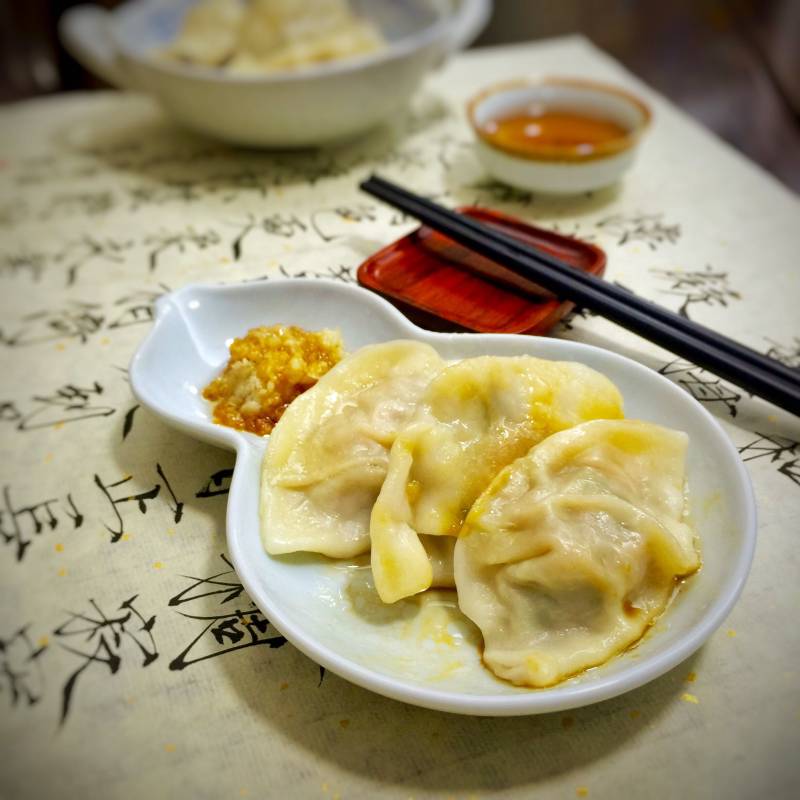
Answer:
[739,434,800,487]
[558,306,597,331]
[13,154,59,187]
[468,179,534,207]
[0,290,165,348]
[548,220,592,240]
[2,382,115,431]
[196,468,233,498]
[764,337,800,370]
[106,287,168,329]
[54,235,134,286]
[658,358,741,416]
[650,265,741,319]
[0,250,46,282]
[122,404,139,441]
[0,401,22,424]
[54,596,157,724]
[0,301,104,347]
[200,170,269,203]
[168,554,286,670]
[127,181,204,209]
[230,213,307,260]
[220,170,269,199]
[95,463,183,543]
[432,133,471,170]
[1,487,83,561]
[278,263,354,283]
[269,150,347,186]
[375,144,427,170]
[143,227,222,272]
[39,190,115,220]
[110,365,141,441]
[0,627,48,708]
[310,205,377,242]
[597,213,681,249]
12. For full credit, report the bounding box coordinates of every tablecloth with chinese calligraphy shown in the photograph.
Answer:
[1,35,798,800]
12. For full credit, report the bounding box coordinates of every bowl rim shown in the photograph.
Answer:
[466,77,653,163]
[110,0,459,85]
[130,279,757,715]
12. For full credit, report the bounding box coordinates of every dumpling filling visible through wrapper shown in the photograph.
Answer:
[369,356,625,603]
[261,341,444,558]
[261,340,443,559]
[454,419,701,688]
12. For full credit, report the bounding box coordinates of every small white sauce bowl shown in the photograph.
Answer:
[467,78,652,194]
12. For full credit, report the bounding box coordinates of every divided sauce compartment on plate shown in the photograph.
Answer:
[357,206,606,334]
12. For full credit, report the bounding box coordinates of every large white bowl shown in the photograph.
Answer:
[129,279,756,715]
[60,0,490,147]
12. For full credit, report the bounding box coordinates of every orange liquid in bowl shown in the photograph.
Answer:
[480,111,629,158]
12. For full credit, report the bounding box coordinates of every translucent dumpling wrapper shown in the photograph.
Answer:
[370,356,624,603]
[229,22,383,73]
[255,0,353,39]
[165,0,245,66]
[454,419,701,688]
[224,0,384,74]
[261,340,443,559]
[420,534,456,589]
[233,0,283,62]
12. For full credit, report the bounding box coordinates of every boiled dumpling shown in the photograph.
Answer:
[261,340,442,558]
[228,0,383,73]
[253,0,353,39]
[454,419,700,688]
[165,0,244,66]
[420,534,456,588]
[370,356,624,603]
[231,0,283,64]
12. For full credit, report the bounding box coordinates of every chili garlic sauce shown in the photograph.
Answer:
[203,325,343,435]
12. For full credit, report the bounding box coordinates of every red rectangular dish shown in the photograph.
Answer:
[357,206,606,335]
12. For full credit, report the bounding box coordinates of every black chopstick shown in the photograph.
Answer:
[360,174,800,417]
[363,174,800,390]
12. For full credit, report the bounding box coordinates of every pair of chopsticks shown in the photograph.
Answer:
[360,174,800,417]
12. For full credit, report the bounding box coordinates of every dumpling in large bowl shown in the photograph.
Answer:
[369,356,624,603]
[164,0,245,66]
[455,419,701,688]
[261,340,443,558]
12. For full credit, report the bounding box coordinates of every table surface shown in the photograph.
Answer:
[1,36,798,800]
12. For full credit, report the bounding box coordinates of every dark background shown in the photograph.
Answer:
[2,0,798,191]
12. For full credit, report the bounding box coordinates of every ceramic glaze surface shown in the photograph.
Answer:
[129,279,756,715]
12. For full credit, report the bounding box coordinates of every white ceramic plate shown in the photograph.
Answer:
[129,279,756,715]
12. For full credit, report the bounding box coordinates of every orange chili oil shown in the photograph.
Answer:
[203,325,343,436]
[481,110,628,158]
